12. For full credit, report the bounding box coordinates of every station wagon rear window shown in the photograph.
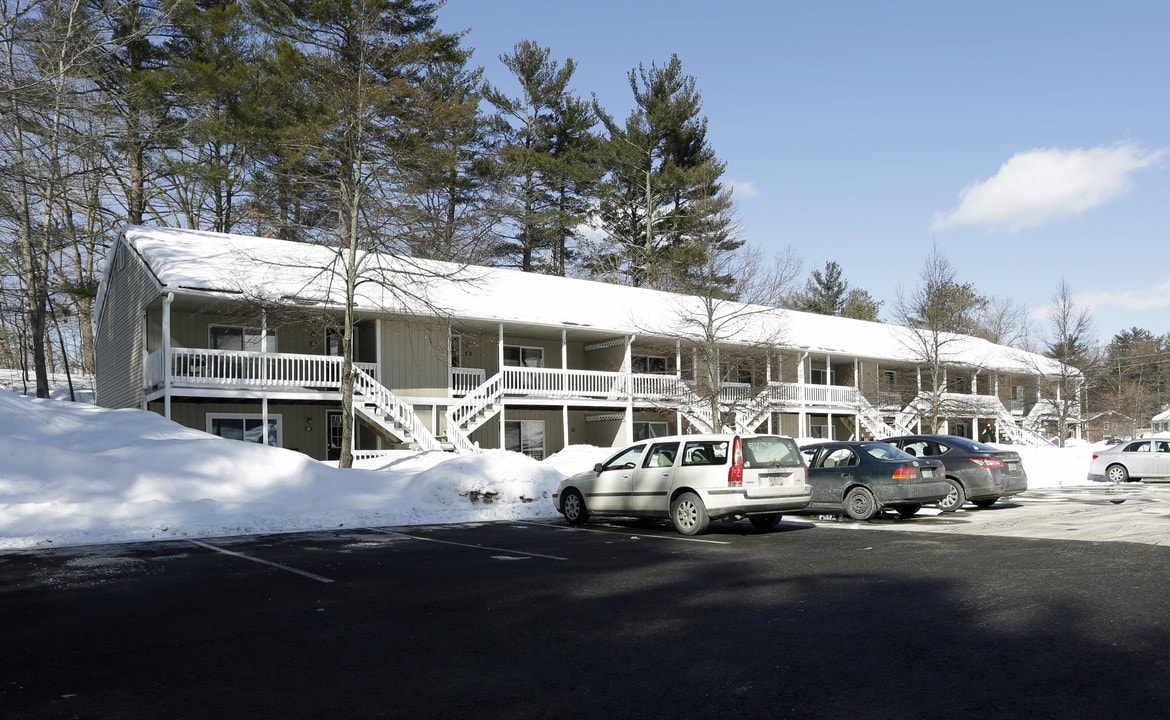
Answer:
[741,436,802,467]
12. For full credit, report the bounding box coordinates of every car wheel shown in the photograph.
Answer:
[937,479,966,513]
[749,514,782,531]
[1106,464,1130,484]
[671,492,710,536]
[894,503,921,519]
[972,497,998,508]
[844,486,878,520]
[560,489,589,526]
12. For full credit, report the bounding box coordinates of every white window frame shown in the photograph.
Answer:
[503,344,544,368]
[633,421,670,440]
[632,354,671,375]
[504,419,545,460]
[210,324,273,352]
[206,413,282,447]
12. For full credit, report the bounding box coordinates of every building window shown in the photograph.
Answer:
[810,368,835,385]
[208,413,280,446]
[633,354,671,374]
[210,325,272,352]
[505,419,545,460]
[720,363,752,384]
[633,421,670,440]
[882,369,896,389]
[503,345,544,368]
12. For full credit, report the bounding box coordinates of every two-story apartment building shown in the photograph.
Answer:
[94,226,1080,461]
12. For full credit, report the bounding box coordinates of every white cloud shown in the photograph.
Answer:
[1078,278,1170,313]
[932,144,1165,232]
[730,178,760,200]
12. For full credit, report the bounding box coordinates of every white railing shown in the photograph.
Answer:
[145,347,376,391]
[450,367,486,396]
[352,366,442,451]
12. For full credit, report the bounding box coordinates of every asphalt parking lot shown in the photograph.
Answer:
[2,485,1169,720]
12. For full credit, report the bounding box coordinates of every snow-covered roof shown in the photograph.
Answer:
[109,225,1072,377]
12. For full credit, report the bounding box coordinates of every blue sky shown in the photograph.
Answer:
[439,0,1170,346]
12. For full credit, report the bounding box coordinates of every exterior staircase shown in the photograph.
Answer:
[352,366,443,451]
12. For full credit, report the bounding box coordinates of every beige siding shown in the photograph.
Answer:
[94,241,158,409]
[149,399,359,461]
[380,319,448,397]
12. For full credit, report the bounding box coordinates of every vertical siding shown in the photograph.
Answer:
[381,318,448,397]
[94,241,159,409]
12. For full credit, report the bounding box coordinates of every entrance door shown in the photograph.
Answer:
[327,411,343,461]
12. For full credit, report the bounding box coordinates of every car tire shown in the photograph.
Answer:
[561,489,590,526]
[972,497,998,508]
[844,486,878,520]
[894,503,921,519]
[1106,464,1130,484]
[937,478,966,513]
[671,492,710,536]
[749,514,782,531]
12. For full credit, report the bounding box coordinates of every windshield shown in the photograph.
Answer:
[862,443,914,461]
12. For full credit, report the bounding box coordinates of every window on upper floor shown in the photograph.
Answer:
[632,354,671,374]
[503,345,544,368]
[210,325,273,352]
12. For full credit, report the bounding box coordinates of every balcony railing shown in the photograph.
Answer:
[146,347,377,391]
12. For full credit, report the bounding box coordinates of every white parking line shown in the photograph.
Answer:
[514,520,732,544]
[189,540,335,583]
[365,528,569,560]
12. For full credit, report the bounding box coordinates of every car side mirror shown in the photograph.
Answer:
[593,463,603,473]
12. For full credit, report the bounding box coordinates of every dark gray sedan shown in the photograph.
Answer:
[883,434,1029,511]
[799,441,951,520]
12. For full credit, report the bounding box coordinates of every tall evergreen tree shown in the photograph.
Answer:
[163,0,262,232]
[589,54,727,290]
[249,0,465,467]
[395,60,498,263]
[484,40,600,274]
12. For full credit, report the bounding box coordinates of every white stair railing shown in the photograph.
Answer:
[352,366,442,451]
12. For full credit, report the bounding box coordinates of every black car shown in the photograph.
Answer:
[882,434,1029,511]
[799,441,951,520]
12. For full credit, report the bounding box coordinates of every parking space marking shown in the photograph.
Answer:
[514,520,732,544]
[365,528,569,560]
[189,540,335,583]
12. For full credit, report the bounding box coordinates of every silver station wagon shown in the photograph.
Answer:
[553,434,812,535]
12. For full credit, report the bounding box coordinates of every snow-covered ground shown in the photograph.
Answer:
[0,388,1105,551]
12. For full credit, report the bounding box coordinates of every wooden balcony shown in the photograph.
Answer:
[145,347,377,394]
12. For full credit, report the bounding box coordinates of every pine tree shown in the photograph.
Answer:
[589,55,728,290]
[484,40,600,274]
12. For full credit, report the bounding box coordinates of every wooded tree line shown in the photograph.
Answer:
[1,0,1164,431]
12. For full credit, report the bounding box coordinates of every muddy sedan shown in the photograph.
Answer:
[799,441,951,520]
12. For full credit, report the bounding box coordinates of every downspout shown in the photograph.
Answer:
[162,292,173,420]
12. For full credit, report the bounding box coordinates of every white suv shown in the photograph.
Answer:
[554,434,812,535]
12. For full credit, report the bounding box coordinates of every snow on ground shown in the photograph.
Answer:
[0,388,1106,551]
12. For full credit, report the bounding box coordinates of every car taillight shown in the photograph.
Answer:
[971,457,1004,469]
[891,466,915,481]
[728,436,743,487]
[1092,454,1100,461]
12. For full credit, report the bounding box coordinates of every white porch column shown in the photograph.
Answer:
[162,293,173,419]
[261,309,269,445]
[625,335,635,445]
[498,324,505,450]
[797,351,808,438]
[562,329,569,448]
